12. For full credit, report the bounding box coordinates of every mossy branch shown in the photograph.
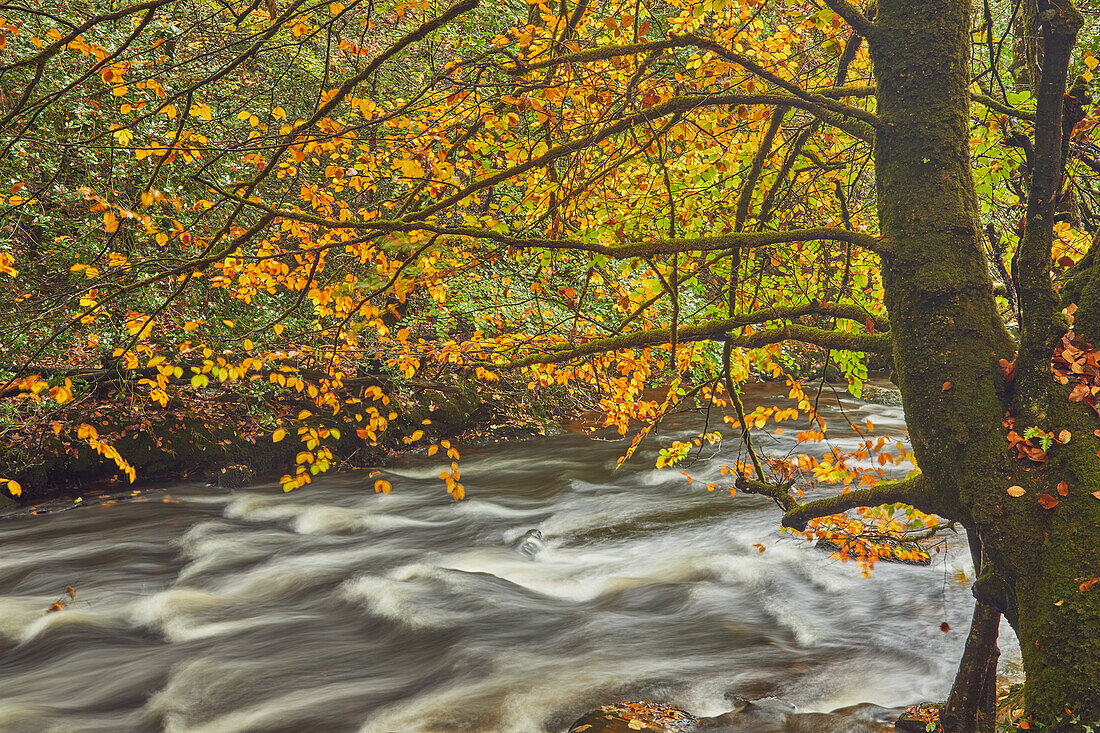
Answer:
[972,93,1035,121]
[501,312,891,368]
[779,474,929,531]
[820,0,876,39]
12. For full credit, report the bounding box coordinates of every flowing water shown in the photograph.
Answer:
[0,383,1019,732]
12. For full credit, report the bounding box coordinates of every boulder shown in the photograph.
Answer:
[568,698,905,733]
[568,701,698,732]
[861,384,903,407]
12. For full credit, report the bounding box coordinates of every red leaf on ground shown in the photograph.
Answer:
[1037,493,1060,509]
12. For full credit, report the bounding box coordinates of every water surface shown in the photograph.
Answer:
[0,384,1016,732]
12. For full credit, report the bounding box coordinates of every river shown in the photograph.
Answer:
[0,383,1019,732]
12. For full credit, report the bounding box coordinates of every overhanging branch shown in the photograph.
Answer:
[501,312,891,368]
[780,474,929,531]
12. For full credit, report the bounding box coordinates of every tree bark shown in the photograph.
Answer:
[868,0,1100,723]
[941,599,1000,733]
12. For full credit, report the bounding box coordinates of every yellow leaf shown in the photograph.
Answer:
[1086,54,1099,71]
[1007,485,1026,497]
[331,2,346,14]
[374,479,391,493]
[273,428,286,443]
[4,479,21,497]
[297,409,312,420]
[272,106,287,121]
[103,211,119,233]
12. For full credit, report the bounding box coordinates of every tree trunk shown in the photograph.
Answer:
[870,0,1100,723]
[941,599,1000,733]
[942,532,1000,733]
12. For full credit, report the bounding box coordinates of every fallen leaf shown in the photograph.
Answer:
[1081,577,1099,592]
[1038,493,1060,509]
[942,381,952,391]
[1058,429,1071,443]
[1069,384,1090,401]
[1007,485,1026,497]
[1057,481,1069,496]
[940,622,950,632]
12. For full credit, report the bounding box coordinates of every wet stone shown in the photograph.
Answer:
[569,699,905,733]
[568,701,699,732]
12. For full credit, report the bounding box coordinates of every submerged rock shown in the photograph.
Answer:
[516,528,545,559]
[568,698,904,733]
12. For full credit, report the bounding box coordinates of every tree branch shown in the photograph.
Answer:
[501,314,891,368]
[779,474,929,531]
[820,0,876,40]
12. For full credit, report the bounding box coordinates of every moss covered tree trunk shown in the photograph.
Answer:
[865,0,1100,724]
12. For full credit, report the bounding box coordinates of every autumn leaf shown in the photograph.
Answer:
[940,622,950,633]
[1057,481,1069,497]
[1007,485,1026,497]
[272,428,286,443]
[1068,384,1090,401]
[942,381,951,391]
[1037,493,1060,509]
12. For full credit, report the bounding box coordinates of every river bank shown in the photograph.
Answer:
[0,371,580,506]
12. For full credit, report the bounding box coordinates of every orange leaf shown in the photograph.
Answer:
[1007,485,1026,497]
[942,381,952,391]
[1080,577,1099,592]
[1057,481,1069,496]
[1037,493,1060,509]
[1069,384,1090,401]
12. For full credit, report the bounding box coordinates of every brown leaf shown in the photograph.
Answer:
[940,622,950,633]
[1057,481,1070,497]
[1069,384,1090,401]
[1058,429,1071,444]
[1007,485,1026,497]
[1037,493,1060,509]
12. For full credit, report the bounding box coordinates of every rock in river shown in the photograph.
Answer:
[568,698,904,732]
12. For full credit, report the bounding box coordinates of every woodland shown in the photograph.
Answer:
[2,0,1100,729]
